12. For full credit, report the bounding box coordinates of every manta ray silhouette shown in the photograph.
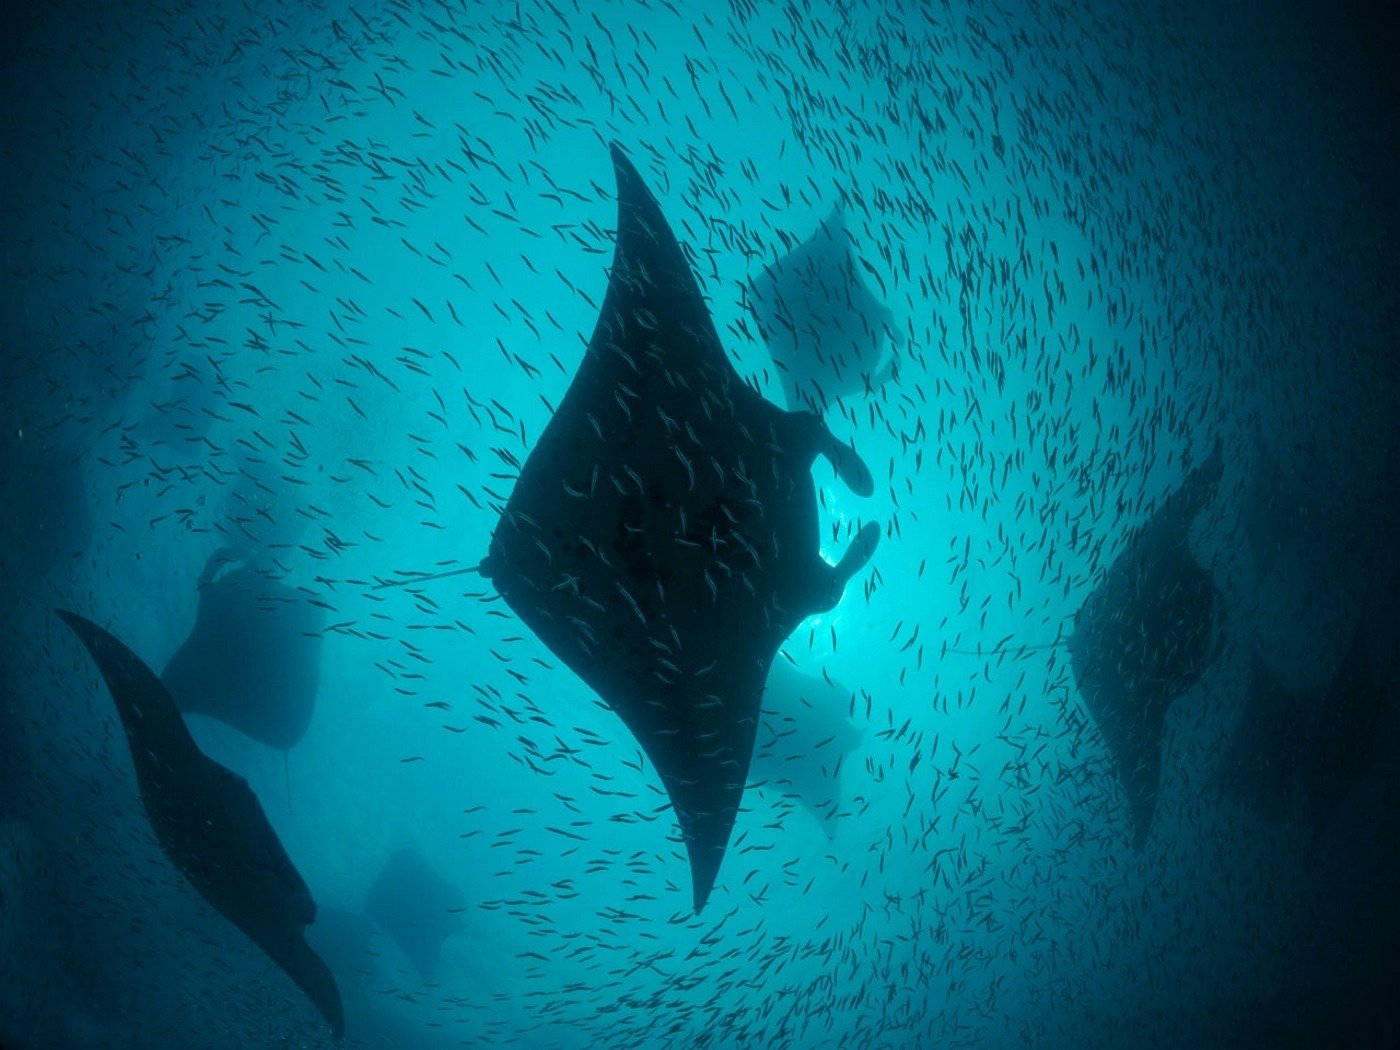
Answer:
[748,206,898,414]
[162,548,325,751]
[480,145,881,913]
[1068,439,1224,846]
[751,660,863,836]
[55,610,343,1038]
[363,848,464,984]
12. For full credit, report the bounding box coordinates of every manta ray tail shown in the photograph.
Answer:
[371,563,484,590]
[942,640,1065,657]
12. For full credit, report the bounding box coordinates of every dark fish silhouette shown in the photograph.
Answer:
[161,548,325,751]
[1068,439,1224,845]
[363,848,464,984]
[54,610,343,1039]
[1216,652,1304,821]
[751,660,862,836]
[748,206,898,414]
[481,145,881,912]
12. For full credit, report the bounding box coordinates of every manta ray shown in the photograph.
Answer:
[751,660,863,836]
[161,548,325,751]
[363,848,464,984]
[748,206,898,414]
[480,145,881,912]
[55,610,343,1038]
[1068,439,1224,846]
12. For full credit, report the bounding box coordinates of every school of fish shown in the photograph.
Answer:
[1,1,1396,1048]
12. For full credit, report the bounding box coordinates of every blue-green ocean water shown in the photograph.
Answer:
[1,1,1397,1047]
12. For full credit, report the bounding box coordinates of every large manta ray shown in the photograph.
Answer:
[748,206,898,414]
[54,610,343,1038]
[162,548,325,751]
[481,146,881,913]
[363,848,464,984]
[751,659,863,836]
[1068,440,1224,846]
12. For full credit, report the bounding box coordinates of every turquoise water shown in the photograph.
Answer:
[2,1,1396,1047]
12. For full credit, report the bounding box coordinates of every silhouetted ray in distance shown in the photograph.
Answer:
[1069,439,1224,846]
[751,659,863,836]
[364,848,464,984]
[162,548,325,751]
[748,206,898,414]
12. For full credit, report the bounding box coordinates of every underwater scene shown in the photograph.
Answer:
[2,0,1397,1047]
